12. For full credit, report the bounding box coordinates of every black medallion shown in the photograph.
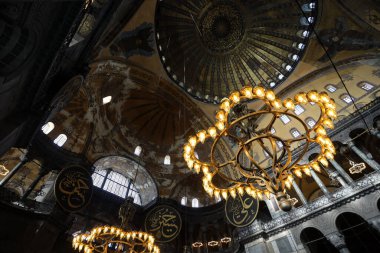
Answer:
[54,166,93,212]
[144,205,182,243]
[225,193,259,227]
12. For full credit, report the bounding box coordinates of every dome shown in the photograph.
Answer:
[155,0,317,102]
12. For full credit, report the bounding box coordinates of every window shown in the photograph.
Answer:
[134,146,142,156]
[280,115,291,124]
[92,170,142,205]
[341,94,354,104]
[53,134,67,147]
[164,155,171,165]
[41,122,54,134]
[271,128,276,134]
[102,96,112,105]
[325,84,337,93]
[276,141,284,149]
[290,128,301,138]
[358,82,375,91]
[263,150,270,157]
[306,117,316,128]
[192,198,199,208]
[181,196,187,206]
[294,105,305,115]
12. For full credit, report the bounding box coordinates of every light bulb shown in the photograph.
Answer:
[229,91,240,103]
[253,86,266,98]
[197,130,207,143]
[189,136,197,147]
[307,90,319,102]
[265,90,276,101]
[220,98,231,112]
[216,110,226,121]
[283,98,295,110]
[208,127,217,138]
[241,86,253,98]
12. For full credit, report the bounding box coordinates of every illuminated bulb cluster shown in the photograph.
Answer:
[72,226,159,253]
[183,86,337,200]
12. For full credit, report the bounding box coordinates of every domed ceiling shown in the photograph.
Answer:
[155,0,317,102]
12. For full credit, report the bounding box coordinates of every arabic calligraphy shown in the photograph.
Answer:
[225,193,258,227]
[54,166,93,212]
[145,205,181,243]
[348,160,366,174]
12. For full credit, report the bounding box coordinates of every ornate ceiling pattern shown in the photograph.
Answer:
[155,0,317,102]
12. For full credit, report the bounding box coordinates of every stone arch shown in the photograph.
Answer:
[300,227,338,253]
[335,212,380,252]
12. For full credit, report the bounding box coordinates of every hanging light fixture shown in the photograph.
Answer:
[72,227,160,253]
[183,86,337,206]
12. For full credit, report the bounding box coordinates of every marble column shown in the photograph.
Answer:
[310,169,330,196]
[292,180,308,205]
[347,141,380,171]
[330,159,354,184]
[0,155,28,187]
[326,232,350,253]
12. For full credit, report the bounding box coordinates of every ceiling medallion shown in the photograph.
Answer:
[156,0,317,102]
[183,86,337,209]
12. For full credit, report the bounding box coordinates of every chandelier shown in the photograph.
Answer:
[72,227,160,253]
[73,197,160,253]
[183,86,337,206]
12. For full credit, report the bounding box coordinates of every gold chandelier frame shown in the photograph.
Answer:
[183,86,337,200]
[72,226,160,253]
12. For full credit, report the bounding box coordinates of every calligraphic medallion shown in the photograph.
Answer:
[225,193,259,227]
[144,205,182,243]
[54,166,93,212]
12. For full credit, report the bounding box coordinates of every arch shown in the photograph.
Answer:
[92,169,142,205]
[41,122,55,135]
[53,134,67,147]
[92,156,158,206]
[336,212,380,252]
[134,146,142,156]
[192,198,199,208]
[300,227,338,253]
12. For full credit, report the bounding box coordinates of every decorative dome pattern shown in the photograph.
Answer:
[155,0,317,103]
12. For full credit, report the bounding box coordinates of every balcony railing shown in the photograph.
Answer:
[235,171,380,241]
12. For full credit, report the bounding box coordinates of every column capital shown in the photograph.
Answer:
[326,231,347,250]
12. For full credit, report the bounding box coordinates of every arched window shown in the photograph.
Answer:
[358,81,375,91]
[340,94,354,104]
[306,117,316,128]
[325,84,337,93]
[92,169,142,205]
[290,128,301,138]
[294,104,305,115]
[53,134,67,147]
[41,122,55,134]
[180,196,187,205]
[102,96,112,105]
[192,198,199,208]
[280,114,291,124]
[164,155,171,165]
[134,146,142,156]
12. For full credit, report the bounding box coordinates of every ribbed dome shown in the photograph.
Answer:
[155,0,317,103]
